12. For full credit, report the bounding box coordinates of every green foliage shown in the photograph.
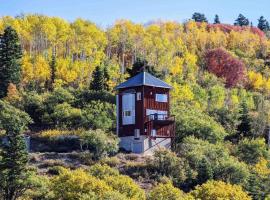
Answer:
[237,100,252,138]
[174,104,227,143]
[0,100,32,200]
[52,102,83,129]
[192,12,208,22]
[88,164,120,179]
[0,26,22,98]
[234,14,250,26]
[151,149,190,185]
[214,14,221,24]
[80,129,119,160]
[81,100,116,131]
[237,138,269,165]
[257,16,269,32]
[178,137,250,186]
[90,66,109,91]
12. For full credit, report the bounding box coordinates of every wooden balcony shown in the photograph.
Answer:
[145,114,175,138]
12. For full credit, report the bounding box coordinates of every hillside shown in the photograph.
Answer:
[0,14,269,200]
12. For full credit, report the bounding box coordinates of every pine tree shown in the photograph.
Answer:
[127,58,164,78]
[257,16,270,32]
[49,53,56,91]
[192,12,208,23]
[237,100,252,138]
[214,14,220,24]
[197,158,213,185]
[90,66,105,91]
[234,14,249,26]
[0,100,32,200]
[0,26,22,98]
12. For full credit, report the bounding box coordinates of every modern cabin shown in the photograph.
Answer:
[115,72,175,154]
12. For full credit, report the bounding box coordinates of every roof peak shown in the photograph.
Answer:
[116,71,172,89]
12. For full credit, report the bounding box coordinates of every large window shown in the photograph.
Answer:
[155,94,168,102]
[122,93,135,125]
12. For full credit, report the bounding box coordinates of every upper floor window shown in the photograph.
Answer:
[136,92,141,100]
[155,94,168,102]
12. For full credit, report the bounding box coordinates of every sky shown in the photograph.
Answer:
[0,0,269,27]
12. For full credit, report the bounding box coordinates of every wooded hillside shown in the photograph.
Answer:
[0,14,269,200]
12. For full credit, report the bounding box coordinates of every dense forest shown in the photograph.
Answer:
[0,13,270,200]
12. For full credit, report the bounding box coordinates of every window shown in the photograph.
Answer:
[123,110,131,117]
[136,92,141,100]
[155,94,168,102]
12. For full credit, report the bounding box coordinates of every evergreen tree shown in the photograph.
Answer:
[192,12,208,23]
[214,14,220,24]
[0,26,22,98]
[197,158,213,185]
[237,100,252,138]
[0,100,32,200]
[90,66,105,91]
[127,58,164,78]
[49,53,56,91]
[234,14,249,26]
[257,16,270,32]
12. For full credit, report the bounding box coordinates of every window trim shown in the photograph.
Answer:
[155,93,168,103]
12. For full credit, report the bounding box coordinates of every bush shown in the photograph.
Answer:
[237,138,269,165]
[51,168,112,200]
[80,129,119,160]
[190,180,251,200]
[88,164,119,179]
[51,103,83,129]
[104,175,146,200]
[81,100,116,131]
[148,182,193,200]
[88,164,146,200]
[178,136,250,186]
[151,149,190,185]
[174,104,227,143]
[74,89,115,107]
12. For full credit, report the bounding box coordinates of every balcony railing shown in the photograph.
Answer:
[145,114,175,138]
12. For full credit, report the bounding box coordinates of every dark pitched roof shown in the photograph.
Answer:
[115,72,172,89]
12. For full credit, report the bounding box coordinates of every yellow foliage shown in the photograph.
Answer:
[4,83,21,104]
[248,71,264,90]
[51,168,112,200]
[171,83,194,102]
[34,56,51,83]
[190,180,251,200]
[149,182,194,200]
[39,129,83,138]
[253,157,270,177]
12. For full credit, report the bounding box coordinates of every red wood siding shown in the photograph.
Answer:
[118,85,174,138]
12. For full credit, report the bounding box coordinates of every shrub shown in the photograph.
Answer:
[237,138,269,165]
[80,129,119,160]
[88,164,119,179]
[81,100,116,131]
[148,182,193,200]
[88,164,146,200]
[151,149,189,185]
[51,102,83,129]
[178,136,250,186]
[51,168,112,200]
[190,180,251,200]
[174,104,227,143]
